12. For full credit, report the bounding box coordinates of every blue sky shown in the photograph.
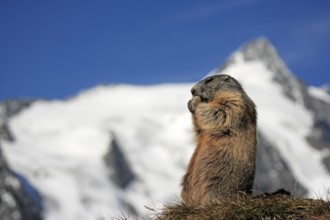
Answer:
[1,0,329,100]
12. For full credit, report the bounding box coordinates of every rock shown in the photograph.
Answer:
[104,133,136,189]
[254,132,308,195]
[0,145,43,220]
[0,99,34,142]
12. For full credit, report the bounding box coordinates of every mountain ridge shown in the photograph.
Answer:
[0,37,329,219]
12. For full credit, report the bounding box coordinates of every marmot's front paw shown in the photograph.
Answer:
[188,96,202,113]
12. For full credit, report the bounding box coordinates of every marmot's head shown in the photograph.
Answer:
[190,74,244,102]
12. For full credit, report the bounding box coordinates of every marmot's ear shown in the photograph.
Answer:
[223,75,230,81]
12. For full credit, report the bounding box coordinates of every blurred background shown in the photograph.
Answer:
[0,0,329,100]
[0,1,330,220]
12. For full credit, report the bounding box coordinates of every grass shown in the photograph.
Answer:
[150,193,330,220]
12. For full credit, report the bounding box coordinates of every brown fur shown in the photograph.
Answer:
[181,74,257,206]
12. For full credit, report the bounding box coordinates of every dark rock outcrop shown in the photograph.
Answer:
[254,132,308,195]
[0,146,43,220]
[0,100,34,142]
[104,133,136,189]
[0,123,14,142]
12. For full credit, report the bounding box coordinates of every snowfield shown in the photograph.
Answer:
[2,84,194,219]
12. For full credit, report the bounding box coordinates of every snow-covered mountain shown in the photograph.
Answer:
[213,38,330,195]
[0,38,330,220]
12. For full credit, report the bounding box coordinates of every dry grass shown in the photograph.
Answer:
[150,193,330,220]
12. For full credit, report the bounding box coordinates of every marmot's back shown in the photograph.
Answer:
[181,74,257,205]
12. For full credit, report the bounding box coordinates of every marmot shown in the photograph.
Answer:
[181,74,257,205]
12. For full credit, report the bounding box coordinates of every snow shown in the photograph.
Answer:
[1,53,330,219]
[309,86,330,103]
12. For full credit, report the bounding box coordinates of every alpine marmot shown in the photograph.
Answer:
[181,74,257,205]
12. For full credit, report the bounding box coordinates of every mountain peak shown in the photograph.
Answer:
[239,37,277,62]
[215,37,305,103]
[215,37,289,75]
[238,37,291,76]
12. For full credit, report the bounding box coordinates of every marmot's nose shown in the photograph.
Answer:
[191,88,196,96]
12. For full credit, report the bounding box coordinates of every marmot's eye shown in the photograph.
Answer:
[205,77,213,84]
[191,88,196,96]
